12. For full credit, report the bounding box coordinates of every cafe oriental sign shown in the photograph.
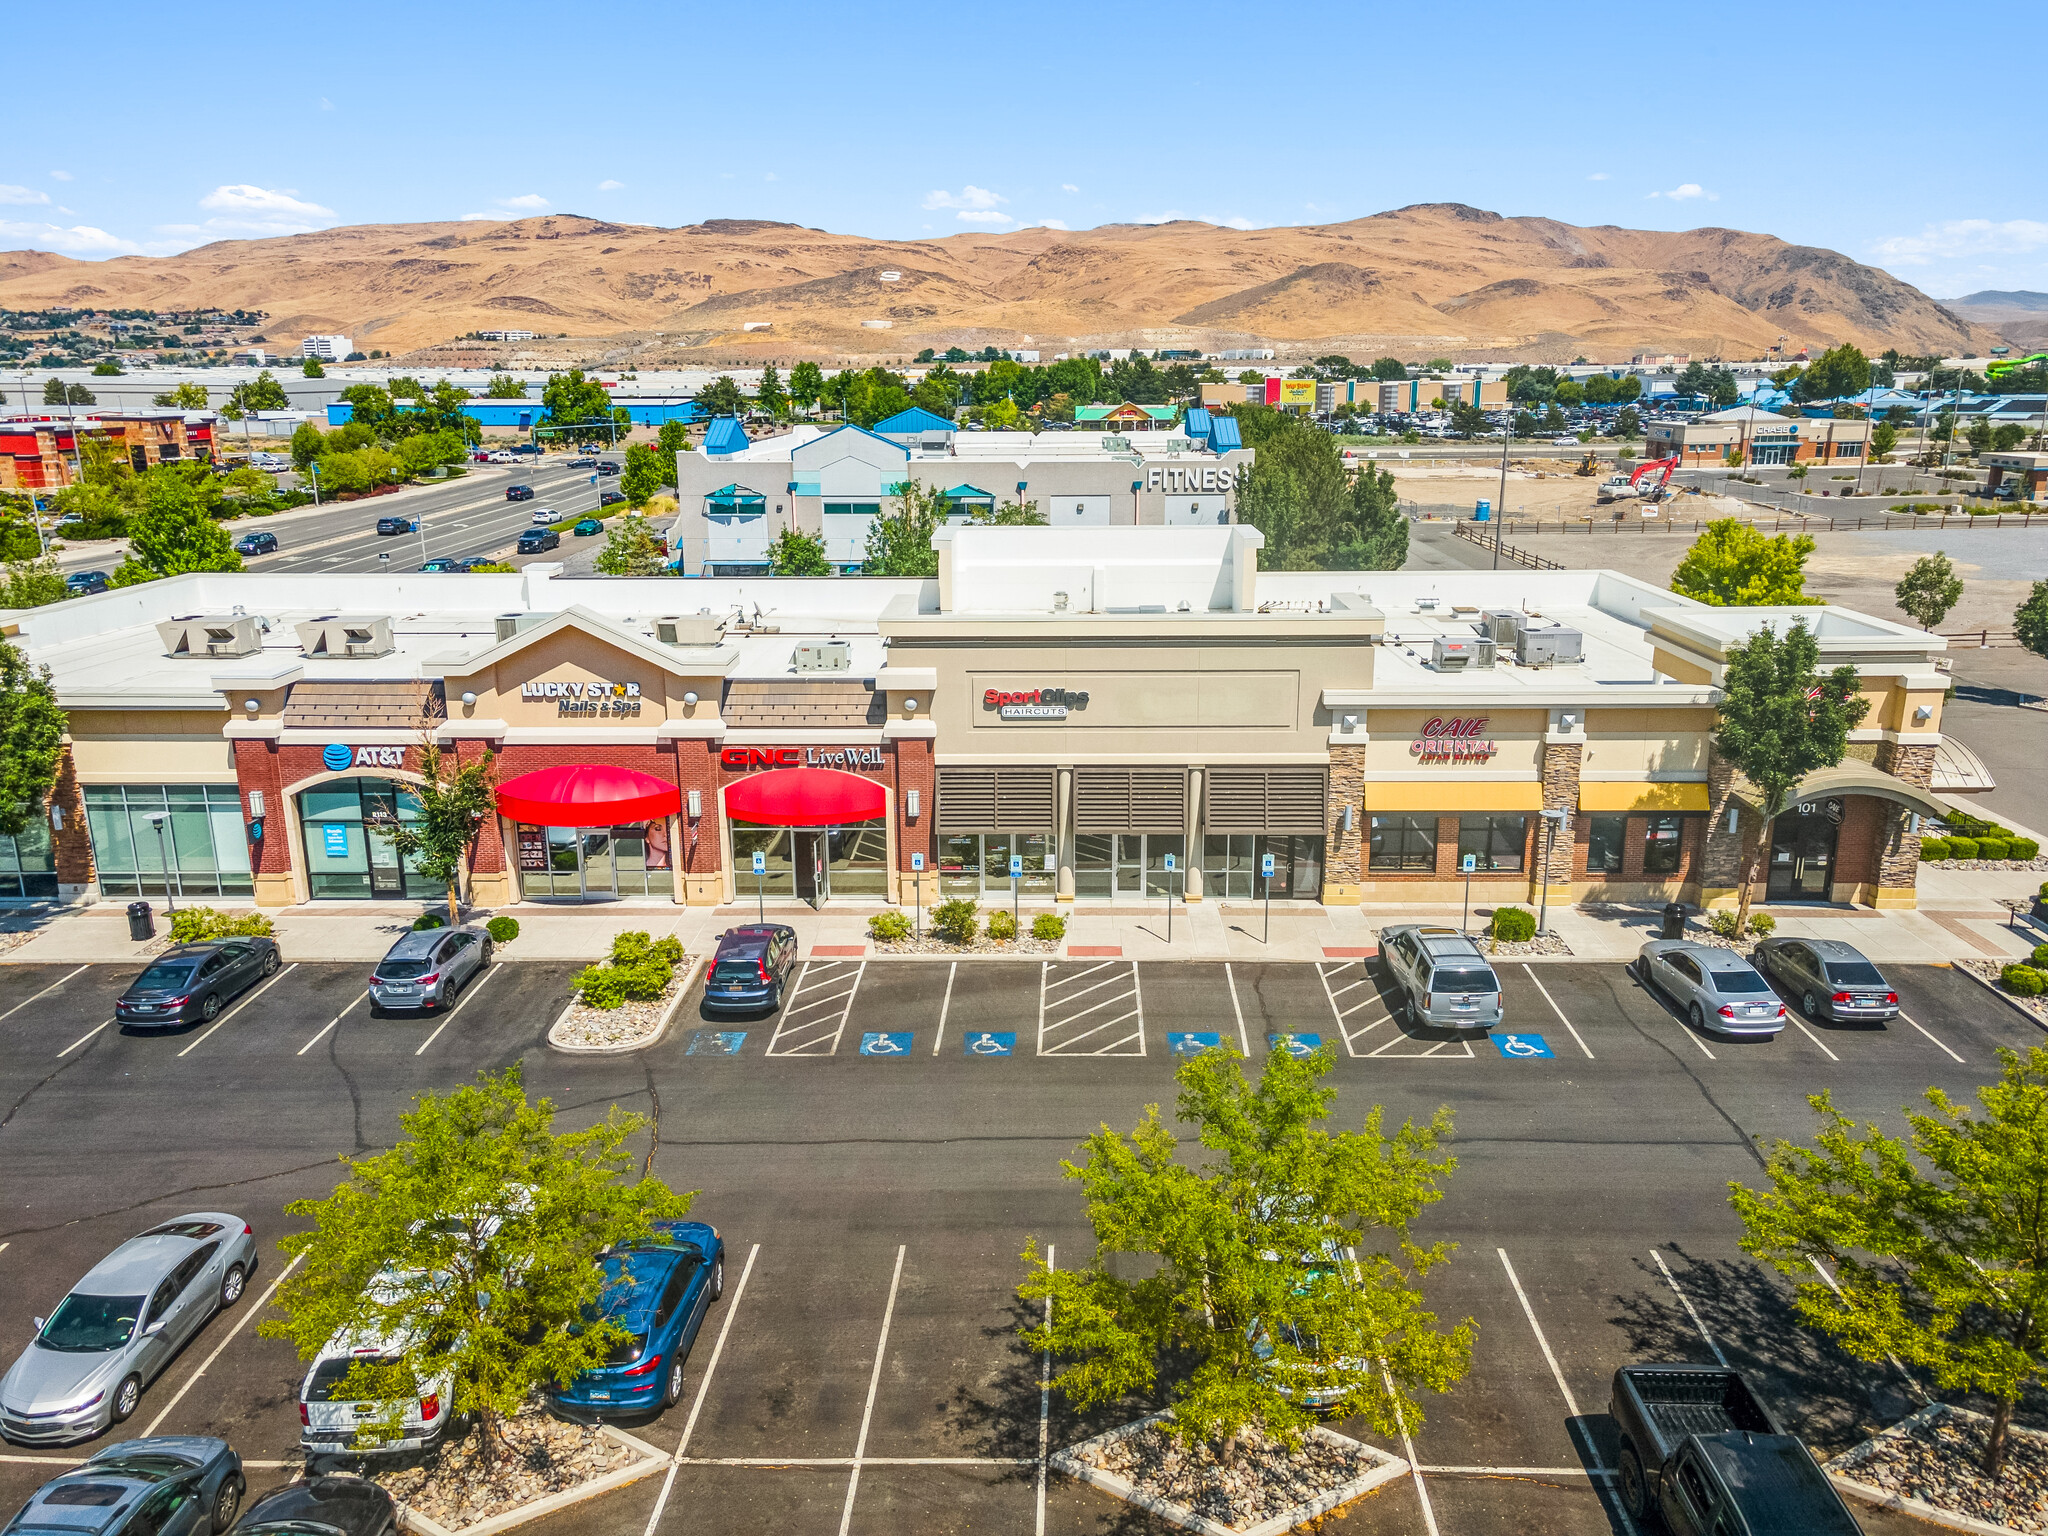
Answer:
[1410,716,1498,763]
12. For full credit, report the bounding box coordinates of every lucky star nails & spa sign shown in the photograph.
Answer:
[1410,716,1497,763]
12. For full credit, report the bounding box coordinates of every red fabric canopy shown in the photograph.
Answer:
[725,767,886,827]
[497,764,681,828]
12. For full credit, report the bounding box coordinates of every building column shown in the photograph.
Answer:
[1871,739,1935,909]
[1700,748,1752,910]
[49,745,93,903]
[1534,741,1580,903]
[1324,745,1364,905]
[1184,767,1203,900]
[1056,767,1075,902]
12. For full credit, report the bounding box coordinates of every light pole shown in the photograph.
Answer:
[1494,413,1510,567]
[1537,808,1568,937]
[149,812,176,913]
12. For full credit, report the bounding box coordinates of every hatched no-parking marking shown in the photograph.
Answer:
[765,960,865,1056]
[1316,959,1476,1057]
[1037,959,1145,1056]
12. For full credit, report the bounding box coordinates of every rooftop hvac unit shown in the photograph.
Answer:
[793,640,852,673]
[1516,625,1584,668]
[1431,636,1476,670]
[494,612,553,644]
[1482,609,1525,647]
[156,614,261,659]
[654,614,724,646]
[294,615,394,659]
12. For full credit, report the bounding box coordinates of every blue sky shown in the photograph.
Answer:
[5,1,2043,301]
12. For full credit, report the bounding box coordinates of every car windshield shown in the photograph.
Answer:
[1710,968,1771,993]
[1825,961,1887,987]
[1428,968,1498,994]
[378,959,433,979]
[132,962,197,990]
[38,1293,144,1352]
[85,1455,187,1480]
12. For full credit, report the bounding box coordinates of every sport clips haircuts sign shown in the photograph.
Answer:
[984,687,1089,721]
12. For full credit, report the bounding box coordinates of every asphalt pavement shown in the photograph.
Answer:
[0,952,2021,1535]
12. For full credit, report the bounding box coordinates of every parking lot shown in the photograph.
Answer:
[0,951,2027,1534]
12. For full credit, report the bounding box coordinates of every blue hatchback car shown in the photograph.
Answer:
[703,926,797,1013]
[551,1222,725,1420]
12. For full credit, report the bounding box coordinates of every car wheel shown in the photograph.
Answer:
[1617,1444,1650,1520]
[1802,990,1820,1020]
[712,1258,724,1300]
[663,1356,686,1409]
[112,1373,141,1423]
[201,992,223,1022]
[210,1474,244,1534]
[261,949,281,976]
[220,1262,246,1307]
[480,941,493,965]
[1689,1001,1707,1032]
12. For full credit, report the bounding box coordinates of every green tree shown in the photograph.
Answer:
[696,376,746,418]
[264,1064,693,1466]
[969,497,1047,527]
[153,383,210,409]
[1448,401,1488,439]
[788,361,824,417]
[1369,356,1409,381]
[395,432,467,480]
[1712,618,1868,932]
[1615,405,1641,439]
[1871,420,1898,461]
[593,514,668,576]
[1791,344,1872,404]
[1894,552,1963,630]
[1553,379,1584,408]
[1730,1048,2048,1474]
[290,421,326,470]
[1331,464,1408,570]
[43,380,93,406]
[0,633,66,835]
[757,364,787,420]
[1512,410,1539,438]
[374,736,495,927]
[542,368,629,442]
[1020,1045,1472,1457]
[109,474,242,586]
[1672,519,1821,607]
[483,373,527,398]
[0,557,71,611]
[301,356,325,378]
[863,480,947,577]
[1542,405,1566,433]
[40,378,63,405]
[766,527,832,576]
[620,443,666,507]
[335,383,394,432]
[1229,406,1349,569]
[226,370,289,417]
[91,360,123,377]
[2015,581,2048,663]
[656,419,690,462]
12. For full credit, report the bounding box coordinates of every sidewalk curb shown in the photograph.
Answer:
[1951,959,2048,1033]
[547,958,702,1055]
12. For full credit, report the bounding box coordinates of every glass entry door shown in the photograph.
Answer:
[580,831,617,899]
[1767,804,1839,902]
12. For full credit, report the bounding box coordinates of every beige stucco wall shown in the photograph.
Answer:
[69,710,237,782]
[439,629,727,729]
[1580,707,1713,777]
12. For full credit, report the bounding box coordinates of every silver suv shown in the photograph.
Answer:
[369,926,492,1013]
[1377,925,1503,1029]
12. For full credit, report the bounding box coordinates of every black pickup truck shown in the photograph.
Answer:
[1610,1364,1863,1533]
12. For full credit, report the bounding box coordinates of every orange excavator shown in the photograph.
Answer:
[1596,455,1679,505]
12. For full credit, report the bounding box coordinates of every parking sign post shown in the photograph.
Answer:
[1010,852,1023,931]
[911,851,925,938]
[1261,850,1275,944]
[1163,851,1177,944]
[1461,851,1477,933]
[752,848,766,923]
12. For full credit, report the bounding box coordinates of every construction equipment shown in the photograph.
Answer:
[1575,448,1600,476]
[1987,353,2048,380]
[1596,456,1679,505]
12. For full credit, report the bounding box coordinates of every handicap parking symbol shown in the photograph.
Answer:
[1493,1032,1553,1059]
[1168,1032,1221,1057]
[860,1032,914,1057]
[963,1031,1015,1057]
[686,1030,746,1056]
[1268,1032,1323,1057]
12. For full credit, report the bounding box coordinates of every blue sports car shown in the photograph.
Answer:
[1,1435,245,1535]
[551,1222,724,1420]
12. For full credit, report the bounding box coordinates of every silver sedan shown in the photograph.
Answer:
[0,1213,257,1445]
[1637,940,1788,1037]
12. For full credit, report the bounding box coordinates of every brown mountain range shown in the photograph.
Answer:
[0,203,1993,363]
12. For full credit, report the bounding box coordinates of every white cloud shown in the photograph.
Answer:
[1648,183,1716,202]
[0,220,140,255]
[956,210,1012,225]
[922,185,1006,211]
[1136,210,1187,223]
[597,179,624,191]
[1588,171,1610,181]
[1871,218,2048,267]
[498,193,548,210]
[318,97,334,111]
[460,213,508,222]
[764,172,777,182]
[0,185,51,206]
[1220,216,1257,230]
[201,184,335,218]
[1033,218,1069,231]
[1061,183,1079,193]
[1137,210,1257,230]
[49,170,72,182]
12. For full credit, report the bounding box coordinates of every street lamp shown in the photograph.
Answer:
[1537,808,1569,937]
[149,812,176,913]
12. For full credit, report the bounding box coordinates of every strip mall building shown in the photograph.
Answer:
[0,527,1978,914]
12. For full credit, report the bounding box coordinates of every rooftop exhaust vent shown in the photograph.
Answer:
[157,614,261,659]
[295,615,394,659]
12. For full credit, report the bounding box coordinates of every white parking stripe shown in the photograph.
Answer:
[298,990,368,1055]
[643,1242,761,1536]
[1384,1363,1440,1536]
[1651,1249,1728,1367]
[1040,961,1144,1055]
[838,1245,907,1536]
[930,961,957,1056]
[1225,965,1249,1054]
[415,963,500,1055]
[1786,1013,1840,1061]
[1036,1244,1054,1536]
[766,960,865,1056]
[0,964,88,1024]
[176,964,298,1057]
[1522,966,1594,1059]
[1900,1010,1965,1064]
[141,1250,305,1436]
[57,1020,110,1057]
[1317,960,1393,1055]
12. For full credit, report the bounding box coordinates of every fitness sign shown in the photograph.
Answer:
[984,686,1089,722]
[1410,716,1498,763]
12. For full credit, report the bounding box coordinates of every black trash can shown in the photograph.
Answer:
[1661,902,1687,941]
[127,901,155,942]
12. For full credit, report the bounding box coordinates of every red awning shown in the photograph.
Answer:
[497,764,681,828]
[725,767,886,827]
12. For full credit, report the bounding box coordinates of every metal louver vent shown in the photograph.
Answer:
[937,767,1056,831]
[1204,769,1329,835]
[1074,768,1187,834]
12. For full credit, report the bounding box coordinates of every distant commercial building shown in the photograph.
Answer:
[0,410,217,492]
[478,330,535,342]
[300,335,354,362]
[1645,406,1869,467]
[1982,452,2048,499]
[1197,376,1500,414]
[322,396,705,432]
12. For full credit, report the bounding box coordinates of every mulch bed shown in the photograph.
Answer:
[1925,858,2048,873]
[372,1409,643,1531]
[550,977,681,1049]
[1074,1420,1379,1532]
[1827,1403,2048,1535]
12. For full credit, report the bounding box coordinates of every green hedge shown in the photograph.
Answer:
[1489,906,1536,943]
[169,907,275,943]
[1978,837,2012,860]
[2033,944,2048,971]
[1031,912,1067,941]
[485,915,519,943]
[931,899,979,944]
[412,911,446,931]
[987,909,1019,942]
[574,930,684,1010]
[2011,838,2041,860]
[869,910,910,943]
[1947,836,1981,860]
[2002,964,2047,997]
[1920,837,1951,860]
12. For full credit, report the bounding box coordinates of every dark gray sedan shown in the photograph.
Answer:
[1,1436,245,1535]
[232,1474,396,1536]
[1637,940,1787,1037]
[115,940,281,1028]
[1753,937,1900,1023]
[368,926,492,1013]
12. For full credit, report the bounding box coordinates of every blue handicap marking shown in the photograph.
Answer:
[1268,1032,1323,1057]
[860,1031,914,1057]
[686,1030,746,1056]
[963,1031,1015,1057]
[1493,1032,1553,1059]
[1168,1031,1221,1057]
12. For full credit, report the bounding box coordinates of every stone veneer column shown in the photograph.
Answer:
[1699,747,1751,910]
[1055,768,1075,902]
[1324,745,1365,905]
[1535,741,1581,902]
[1184,767,1203,900]
[49,746,93,902]
[1871,738,1936,908]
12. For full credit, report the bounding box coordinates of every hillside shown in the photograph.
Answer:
[0,204,1996,364]
[1950,290,2048,351]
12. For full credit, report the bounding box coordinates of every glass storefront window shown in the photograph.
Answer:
[1643,814,1684,874]
[297,778,446,901]
[1201,834,1325,900]
[1587,814,1626,874]
[0,822,57,899]
[942,832,1054,898]
[825,822,889,897]
[520,822,675,900]
[1369,815,1436,872]
[729,824,794,903]
[85,785,252,898]
[1075,833,1184,899]
[1458,814,1528,872]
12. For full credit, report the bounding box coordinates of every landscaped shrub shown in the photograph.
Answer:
[869,910,911,943]
[168,907,275,943]
[1489,906,1536,943]
[484,915,519,943]
[2001,964,2046,997]
[1707,910,1742,938]
[931,898,979,945]
[1746,912,1776,937]
[987,909,1019,942]
[574,930,683,1009]
[2033,944,2048,970]
[2010,838,2040,860]
[1031,912,1067,941]
[1977,837,2012,860]
[412,911,446,931]
[1947,836,1980,860]
[1919,837,1952,860]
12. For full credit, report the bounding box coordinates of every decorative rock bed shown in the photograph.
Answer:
[1481,933,1573,958]
[1826,1401,2048,1536]
[1055,1414,1408,1536]
[1925,858,2048,874]
[547,963,696,1053]
[1956,958,2048,1028]
[374,1408,666,1536]
[873,934,1061,956]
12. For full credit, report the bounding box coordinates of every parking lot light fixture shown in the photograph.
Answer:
[149,812,175,913]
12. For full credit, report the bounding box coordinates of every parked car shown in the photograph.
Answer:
[66,570,110,595]
[115,939,283,1027]
[1246,1242,1363,1411]
[0,1214,258,1445]
[515,529,560,554]
[367,926,492,1014]
[1375,924,1503,1029]
[374,517,417,536]
[250,452,291,471]
[486,450,519,464]
[1752,936,1899,1022]
[599,490,626,507]
[596,462,621,477]
[531,507,559,524]
[228,1473,396,1536]
[550,1221,725,1420]
[296,1337,453,1466]
[572,517,603,536]
[510,444,540,456]
[417,557,471,573]
[1636,940,1786,1036]
[1610,1363,1861,1534]
[232,531,277,556]
[703,925,798,1012]
[0,1435,246,1534]
[504,484,534,501]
